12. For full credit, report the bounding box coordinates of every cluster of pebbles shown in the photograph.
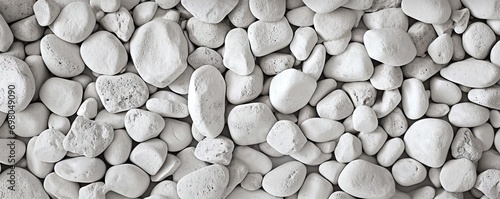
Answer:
[1,0,500,198]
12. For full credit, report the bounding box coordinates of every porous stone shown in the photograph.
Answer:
[95,73,149,113]
[63,116,114,158]
[338,160,396,199]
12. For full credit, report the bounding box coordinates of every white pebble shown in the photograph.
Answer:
[297,173,333,199]
[225,66,263,104]
[249,0,286,22]
[342,81,377,107]
[426,103,450,118]
[105,164,150,198]
[195,136,234,165]
[364,28,417,66]
[462,0,500,19]
[472,123,495,151]
[468,85,500,110]
[300,118,344,142]
[262,161,307,197]
[146,91,189,118]
[95,73,149,113]
[173,147,208,181]
[189,47,224,71]
[372,89,401,118]
[132,2,157,26]
[377,138,405,167]
[124,109,165,142]
[49,2,95,43]
[352,105,378,132]
[130,138,168,175]
[318,160,346,185]
[430,77,462,105]
[227,0,256,28]
[401,78,429,120]
[223,28,255,76]
[402,57,443,82]
[240,173,262,191]
[338,159,396,199]
[428,33,453,64]
[449,102,490,127]
[0,14,13,52]
[401,0,451,24]
[43,172,79,199]
[270,69,317,114]
[324,42,374,82]
[474,169,500,199]
[26,136,54,178]
[290,141,331,165]
[266,120,307,155]
[290,27,317,61]
[404,119,453,167]
[80,31,128,75]
[177,164,229,199]
[40,34,85,78]
[181,0,238,24]
[380,107,408,137]
[99,7,135,42]
[11,102,50,137]
[392,158,427,186]
[362,8,408,30]
[440,158,476,192]
[104,129,132,165]
[286,6,314,27]
[0,167,49,199]
[54,157,106,183]
[248,17,293,57]
[221,159,249,198]
[33,128,66,163]
[77,97,98,119]
[33,0,60,26]
[0,139,26,165]
[303,0,349,13]
[302,44,326,80]
[358,127,388,156]
[186,17,230,49]
[462,22,496,59]
[130,19,187,87]
[260,53,294,75]
[233,146,272,175]
[335,133,362,163]
[316,90,354,120]
[39,77,82,117]
[370,64,403,90]
[151,154,182,182]
[9,15,44,42]
[63,116,114,157]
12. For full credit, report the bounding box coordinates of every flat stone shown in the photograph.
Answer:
[95,73,149,113]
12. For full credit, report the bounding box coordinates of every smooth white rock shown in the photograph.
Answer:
[303,0,350,14]
[335,133,362,163]
[440,158,476,192]
[352,105,378,132]
[195,136,234,165]
[248,17,293,57]
[404,119,453,168]
[11,102,49,137]
[105,164,150,198]
[428,33,453,64]
[0,167,49,199]
[309,79,337,106]
[221,159,249,198]
[462,0,500,19]
[233,146,272,175]
[425,103,450,118]
[130,19,188,87]
[372,89,401,118]
[324,42,374,82]
[104,129,132,165]
[130,138,168,175]
[223,28,255,75]
[151,154,182,182]
[80,31,127,75]
[77,97,98,119]
[300,118,344,142]
[290,27,317,61]
[266,120,307,155]
[172,147,208,181]
[132,2,157,26]
[181,0,238,24]
[302,44,326,81]
[469,85,500,110]
[314,8,358,41]
[9,15,44,42]
[392,158,427,186]
[370,64,403,90]
[0,14,13,52]
[186,17,230,49]
[316,90,354,120]
[364,28,417,66]
[472,123,495,151]
[40,34,85,78]
[49,2,95,43]
[401,78,429,120]
[249,0,286,22]
[260,53,294,76]
[241,173,262,191]
[377,138,405,167]
[358,127,388,156]
[462,22,496,59]
[401,0,451,24]
[177,164,229,199]
[34,0,60,26]
[380,107,408,137]
[225,66,263,104]
[290,141,332,165]
[297,173,334,199]
[227,102,277,146]
[402,57,443,82]
[449,102,490,127]
[269,69,317,114]
[319,160,346,185]
[262,161,307,197]
[363,8,408,30]
[286,6,314,27]
[124,109,165,142]
[26,136,54,178]
[227,0,256,28]
[43,172,80,199]
[39,77,82,117]
[33,128,66,163]
[54,157,106,183]
[430,77,462,105]
[146,91,189,118]
[99,7,135,42]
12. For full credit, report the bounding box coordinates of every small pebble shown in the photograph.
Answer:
[335,133,362,163]
[95,73,149,113]
[440,158,477,192]
[392,158,427,186]
[324,42,374,82]
[104,129,132,166]
[262,161,307,197]
[80,31,128,75]
[298,173,334,199]
[303,0,349,14]
[181,0,238,24]
[54,157,106,183]
[33,128,66,163]
[195,136,234,165]
[63,116,114,157]
[43,172,80,199]
[39,77,82,117]
[0,55,36,112]
[316,90,354,120]
[240,173,262,191]
[105,164,150,198]
[401,0,451,24]
[364,28,417,66]
[49,2,95,43]
[300,118,344,142]
[352,105,378,132]
[266,120,307,155]
[130,138,168,175]
[462,22,496,59]
[124,109,165,142]
[177,164,229,199]
[248,17,293,57]
[448,102,490,127]
[223,28,255,76]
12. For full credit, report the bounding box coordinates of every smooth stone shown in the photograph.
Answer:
[342,81,377,107]
[262,161,307,197]
[290,141,332,165]
[298,173,334,199]
[130,19,187,87]
[300,118,344,142]
[316,90,354,120]
[309,79,337,106]
[441,58,500,88]
[40,34,85,77]
[220,159,248,198]
[401,0,451,24]
[370,64,403,90]
[352,105,378,132]
[402,57,443,82]
[54,157,106,183]
[33,128,66,163]
[99,7,135,42]
[401,78,429,120]
[159,118,192,152]
[181,0,238,24]
[104,129,132,165]
[362,8,408,30]
[0,167,49,199]
[49,1,95,43]
[372,89,401,118]
[168,66,193,95]
[194,136,234,165]
[188,47,225,72]
[26,136,54,178]
[0,139,26,165]
[227,0,256,28]
[233,146,272,175]
[364,28,417,66]
[468,85,500,110]
[132,2,157,26]
[186,17,230,48]
[313,8,358,41]
[248,17,293,57]
[462,0,500,19]
[430,77,462,105]
[225,66,263,104]
[129,138,168,175]
[380,107,408,137]
[9,15,44,42]
[428,33,453,64]
[266,120,307,155]
[172,147,208,181]
[80,31,128,75]
[440,158,476,192]
[404,119,453,168]
[358,127,388,155]
[392,158,427,186]
[240,173,262,191]
[425,103,450,118]
[150,180,180,198]
[124,109,165,142]
[286,6,315,27]
[462,22,496,59]
[79,182,108,199]
[146,91,189,118]
[335,133,362,163]
[177,164,230,199]
[95,73,149,113]
[302,44,326,81]
[43,172,80,199]
[449,102,490,127]
[0,14,13,52]
[0,0,36,23]
[260,53,294,75]
[94,110,126,129]
[324,42,374,82]
[223,28,255,76]
[377,138,405,167]
[12,102,50,137]
[105,164,150,198]
[269,69,317,114]
[338,160,396,199]
[63,116,114,157]
[151,154,181,182]
[188,65,226,138]
[39,77,82,117]
[472,123,495,151]
[319,160,346,185]
[0,55,35,113]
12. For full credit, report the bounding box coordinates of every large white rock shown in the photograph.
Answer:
[401,0,451,24]
[324,42,374,82]
[40,34,85,78]
[404,119,453,168]
[223,28,255,76]
[364,28,417,66]
[248,17,293,57]
[228,103,276,145]
[440,158,476,192]
[266,120,307,155]
[338,159,396,199]
[80,31,127,75]
[401,78,429,120]
[440,58,500,88]
[269,69,317,114]
[0,55,35,113]
[262,161,307,197]
[130,19,188,87]
[96,73,149,113]
[54,157,106,183]
[105,164,150,198]
[448,102,490,127]
[188,65,226,138]
[39,77,82,117]
[177,164,230,199]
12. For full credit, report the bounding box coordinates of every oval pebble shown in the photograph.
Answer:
[173,147,208,181]
[286,6,314,27]
[124,109,165,142]
[404,119,453,168]
[440,59,499,89]
[0,138,26,165]
[81,31,128,75]
[316,90,354,120]
[364,28,417,66]
[358,127,388,156]
[440,158,476,192]
[130,138,168,175]
[401,0,451,24]
[335,133,362,163]
[401,78,429,120]
[99,7,135,42]
[363,8,408,30]
[186,17,230,49]
[314,9,357,41]
[233,146,272,175]
[159,118,192,152]
[33,128,66,163]
[392,158,427,186]
[430,77,462,105]
[262,161,307,197]
[338,159,396,199]
[428,33,453,64]
[227,0,255,28]
[300,118,344,142]
[377,138,405,167]
[468,85,500,110]
[63,116,114,157]
[462,22,496,59]
[130,19,187,87]
[298,173,334,199]
[43,172,80,199]
[0,55,35,113]
[223,28,255,76]
[324,42,374,82]
[352,105,378,132]
[54,157,106,183]
[104,129,132,165]
[105,164,150,198]
[49,1,95,43]
[0,167,49,199]
[270,69,317,114]
[96,73,149,113]
[177,164,230,199]
[0,14,13,52]
[370,64,403,90]
[39,77,82,117]
[225,66,263,104]
[9,15,44,42]
[248,17,293,57]
[26,136,54,178]
[449,102,490,127]
[266,120,307,155]
[260,53,294,76]
[188,65,226,138]
[249,0,286,22]
[13,102,50,137]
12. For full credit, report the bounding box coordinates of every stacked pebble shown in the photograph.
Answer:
[1,0,500,198]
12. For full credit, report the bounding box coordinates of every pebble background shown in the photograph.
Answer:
[0,0,500,199]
